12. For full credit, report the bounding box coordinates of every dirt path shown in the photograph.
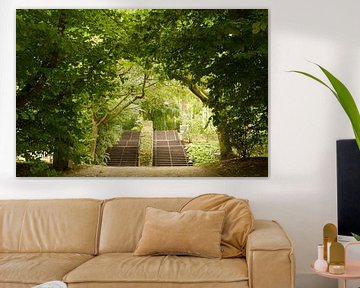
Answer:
[63,158,268,177]
[65,165,221,177]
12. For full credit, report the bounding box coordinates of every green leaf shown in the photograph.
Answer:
[252,22,261,34]
[21,112,29,120]
[290,64,360,150]
[260,22,268,31]
[316,64,360,150]
[289,70,337,97]
[351,232,360,241]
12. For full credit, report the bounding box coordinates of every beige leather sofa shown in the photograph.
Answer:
[0,198,295,288]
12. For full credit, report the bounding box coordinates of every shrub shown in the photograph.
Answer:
[185,143,220,166]
[16,160,58,177]
[139,121,153,166]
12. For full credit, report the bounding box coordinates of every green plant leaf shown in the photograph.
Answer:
[316,64,360,148]
[289,70,337,97]
[351,232,360,241]
[290,64,360,150]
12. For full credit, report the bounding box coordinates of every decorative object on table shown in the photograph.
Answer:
[290,63,360,150]
[32,281,67,288]
[314,244,328,272]
[312,237,360,288]
[323,223,337,262]
[329,242,345,275]
[328,264,345,275]
[322,223,345,274]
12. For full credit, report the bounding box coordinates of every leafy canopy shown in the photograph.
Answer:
[16,9,268,172]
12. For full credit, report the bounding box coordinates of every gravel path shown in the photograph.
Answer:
[66,165,221,177]
[63,158,268,177]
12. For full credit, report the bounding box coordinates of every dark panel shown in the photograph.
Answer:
[337,139,360,236]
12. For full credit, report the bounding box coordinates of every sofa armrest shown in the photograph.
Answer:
[246,220,295,288]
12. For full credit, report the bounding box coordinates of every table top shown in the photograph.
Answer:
[311,261,360,280]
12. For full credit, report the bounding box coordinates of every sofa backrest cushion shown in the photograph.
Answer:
[0,199,102,254]
[181,194,254,258]
[99,198,189,253]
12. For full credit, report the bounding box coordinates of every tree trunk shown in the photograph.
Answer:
[90,115,99,162]
[217,127,234,160]
[53,149,69,171]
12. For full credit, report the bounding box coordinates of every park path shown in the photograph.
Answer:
[64,158,268,177]
[67,165,220,177]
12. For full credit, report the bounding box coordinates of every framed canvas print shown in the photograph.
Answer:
[16,9,268,177]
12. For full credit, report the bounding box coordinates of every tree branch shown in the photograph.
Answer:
[98,73,149,126]
[188,84,209,103]
[181,77,209,104]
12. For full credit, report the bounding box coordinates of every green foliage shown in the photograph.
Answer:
[185,143,220,165]
[217,100,267,159]
[352,232,360,241]
[140,81,182,130]
[14,159,58,177]
[16,9,269,170]
[16,10,125,168]
[291,63,360,150]
[16,10,147,168]
[181,98,218,143]
[88,60,148,164]
[133,9,268,158]
[138,121,153,166]
[29,160,58,177]
[94,123,123,165]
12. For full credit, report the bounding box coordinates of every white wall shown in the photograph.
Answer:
[1,0,359,287]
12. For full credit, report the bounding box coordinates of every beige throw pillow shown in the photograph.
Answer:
[134,207,225,258]
[181,193,255,258]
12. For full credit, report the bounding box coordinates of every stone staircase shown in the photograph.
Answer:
[106,131,140,166]
[153,130,192,166]
[107,130,191,167]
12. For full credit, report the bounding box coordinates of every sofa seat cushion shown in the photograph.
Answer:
[0,253,93,285]
[64,253,248,285]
